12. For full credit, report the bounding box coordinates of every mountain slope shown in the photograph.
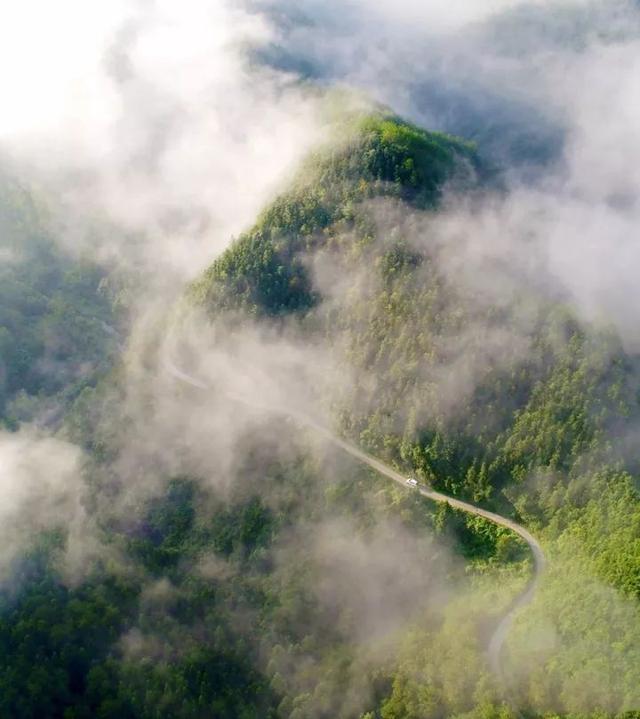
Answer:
[190,112,480,316]
[186,109,640,714]
[2,109,640,719]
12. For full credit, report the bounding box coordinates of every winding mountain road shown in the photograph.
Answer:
[166,360,545,679]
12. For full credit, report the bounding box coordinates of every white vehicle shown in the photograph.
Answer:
[406,478,418,487]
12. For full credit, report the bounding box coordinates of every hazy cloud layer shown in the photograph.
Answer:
[0,429,97,583]
[2,2,640,715]
[0,0,326,283]
[5,0,640,344]
[258,0,640,347]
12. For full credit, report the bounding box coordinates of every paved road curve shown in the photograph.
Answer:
[166,360,545,679]
[294,412,546,678]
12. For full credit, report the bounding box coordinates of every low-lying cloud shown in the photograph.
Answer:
[0,0,326,285]
[251,0,640,350]
[2,1,640,716]
[0,429,97,583]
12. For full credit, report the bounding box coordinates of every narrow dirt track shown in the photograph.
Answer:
[166,361,545,678]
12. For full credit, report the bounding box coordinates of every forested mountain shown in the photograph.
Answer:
[1,107,640,719]
[189,111,640,713]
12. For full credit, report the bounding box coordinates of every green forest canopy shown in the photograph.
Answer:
[1,113,640,718]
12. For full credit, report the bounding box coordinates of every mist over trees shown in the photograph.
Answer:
[1,1,640,718]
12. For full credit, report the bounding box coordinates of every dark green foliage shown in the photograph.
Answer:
[0,479,286,719]
[210,497,275,558]
[129,479,198,574]
[117,647,278,719]
[198,231,317,316]
[190,113,479,316]
[0,556,138,719]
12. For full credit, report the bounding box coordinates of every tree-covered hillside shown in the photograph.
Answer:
[189,110,640,715]
[190,113,480,316]
[1,110,640,719]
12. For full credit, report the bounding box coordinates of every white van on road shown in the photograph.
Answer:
[406,478,418,487]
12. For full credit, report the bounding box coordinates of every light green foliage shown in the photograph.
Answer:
[187,111,640,717]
